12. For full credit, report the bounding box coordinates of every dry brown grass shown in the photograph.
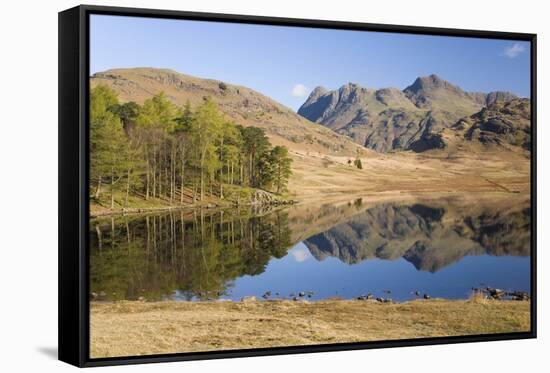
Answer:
[469,291,490,304]
[90,299,530,358]
[287,148,530,204]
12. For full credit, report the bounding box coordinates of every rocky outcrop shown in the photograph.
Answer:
[452,98,531,150]
[298,75,525,153]
[249,190,294,206]
[469,91,518,107]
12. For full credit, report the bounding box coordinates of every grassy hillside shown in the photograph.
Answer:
[91,68,367,157]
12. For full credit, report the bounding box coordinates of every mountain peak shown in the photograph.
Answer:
[405,74,455,93]
[429,73,443,81]
[307,86,328,100]
[339,82,365,93]
[342,82,359,88]
[296,74,527,154]
[300,86,329,114]
[403,74,480,116]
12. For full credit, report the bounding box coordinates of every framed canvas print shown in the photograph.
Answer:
[58,5,537,367]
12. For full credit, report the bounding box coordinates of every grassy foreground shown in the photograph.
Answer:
[90,299,530,358]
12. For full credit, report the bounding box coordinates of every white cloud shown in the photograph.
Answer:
[503,43,526,58]
[291,246,311,263]
[291,83,309,98]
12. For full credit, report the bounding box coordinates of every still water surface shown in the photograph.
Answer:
[90,197,531,302]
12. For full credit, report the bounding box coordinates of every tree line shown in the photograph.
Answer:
[90,209,292,301]
[90,85,293,208]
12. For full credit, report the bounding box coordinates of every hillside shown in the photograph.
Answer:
[91,68,367,157]
[297,74,522,153]
[90,68,530,208]
[449,98,531,151]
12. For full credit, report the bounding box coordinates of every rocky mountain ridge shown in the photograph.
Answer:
[451,98,531,150]
[298,74,526,153]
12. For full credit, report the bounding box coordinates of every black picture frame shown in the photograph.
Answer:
[58,4,537,368]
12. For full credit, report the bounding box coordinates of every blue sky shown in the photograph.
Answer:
[90,15,531,111]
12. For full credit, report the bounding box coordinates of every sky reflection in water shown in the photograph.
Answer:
[227,243,530,301]
[91,197,531,302]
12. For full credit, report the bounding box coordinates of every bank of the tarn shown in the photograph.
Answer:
[90,298,530,358]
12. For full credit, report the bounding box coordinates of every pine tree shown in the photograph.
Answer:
[90,85,132,207]
[190,97,224,200]
[174,100,193,204]
[240,126,270,187]
[354,157,363,169]
[89,89,295,208]
[136,92,178,200]
[269,146,293,194]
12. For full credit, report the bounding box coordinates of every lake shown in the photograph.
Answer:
[90,195,531,302]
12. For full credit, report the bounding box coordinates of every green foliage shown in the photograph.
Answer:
[354,157,363,169]
[239,126,271,188]
[90,86,294,207]
[258,145,293,193]
[136,92,177,132]
[90,210,293,300]
[176,100,194,132]
[258,152,275,188]
[269,146,293,194]
[90,85,133,207]
[112,101,141,129]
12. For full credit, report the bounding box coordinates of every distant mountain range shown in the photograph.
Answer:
[91,68,530,156]
[298,74,529,153]
[303,199,530,272]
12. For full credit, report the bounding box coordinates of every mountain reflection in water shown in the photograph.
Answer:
[90,196,531,302]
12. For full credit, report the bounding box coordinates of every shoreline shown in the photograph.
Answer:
[90,198,297,218]
[89,148,531,218]
[90,286,530,303]
[90,298,531,358]
[89,188,528,219]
